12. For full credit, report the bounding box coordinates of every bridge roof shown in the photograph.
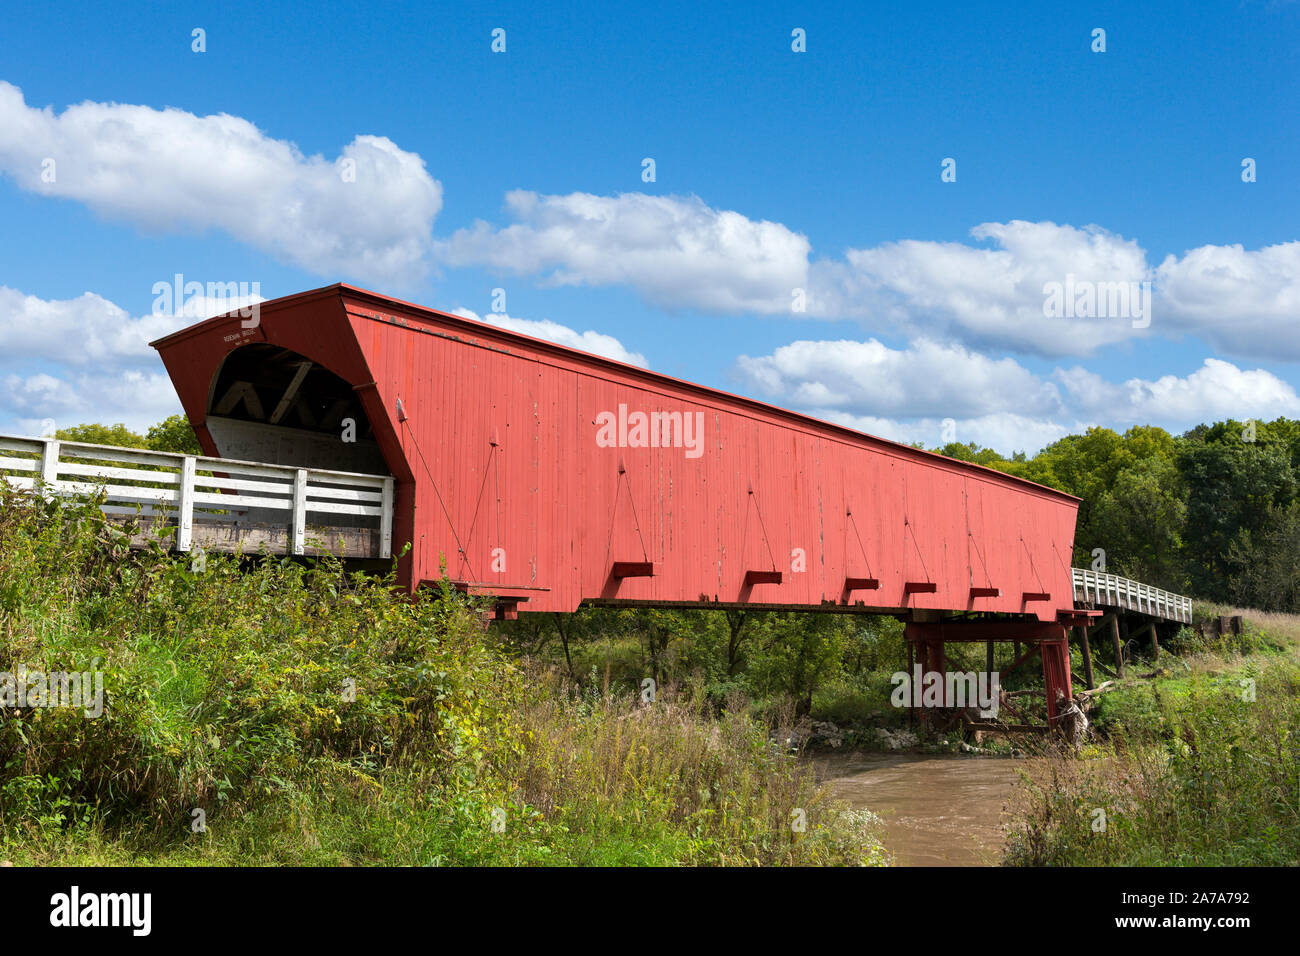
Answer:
[151,282,1079,506]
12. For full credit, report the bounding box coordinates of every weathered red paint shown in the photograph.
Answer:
[151,284,1082,622]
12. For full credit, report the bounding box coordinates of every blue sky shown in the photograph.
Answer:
[1,0,1298,452]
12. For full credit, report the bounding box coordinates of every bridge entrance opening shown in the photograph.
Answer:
[206,344,386,475]
[191,343,395,557]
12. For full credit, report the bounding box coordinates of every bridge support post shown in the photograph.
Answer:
[292,468,307,556]
[379,477,394,560]
[923,638,946,709]
[1075,625,1095,690]
[39,439,60,492]
[177,455,196,552]
[1109,614,1124,678]
[903,621,947,726]
[1039,630,1073,724]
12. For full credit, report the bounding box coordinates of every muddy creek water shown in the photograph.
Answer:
[813,753,1037,866]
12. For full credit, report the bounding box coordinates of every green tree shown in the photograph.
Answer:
[55,423,147,447]
[747,614,849,714]
[52,416,201,454]
[1090,455,1187,589]
[1178,423,1296,600]
[934,441,1018,469]
[1226,503,1300,612]
[146,414,202,454]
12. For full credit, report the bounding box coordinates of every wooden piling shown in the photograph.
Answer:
[1076,625,1095,689]
[1119,620,1156,664]
[1110,614,1124,678]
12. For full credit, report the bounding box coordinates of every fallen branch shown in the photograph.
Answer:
[1076,680,1116,698]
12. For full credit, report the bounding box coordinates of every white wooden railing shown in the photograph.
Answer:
[1072,567,1192,624]
[0,434,393,559]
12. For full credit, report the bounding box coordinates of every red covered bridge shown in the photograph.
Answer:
[145,283,1105,723]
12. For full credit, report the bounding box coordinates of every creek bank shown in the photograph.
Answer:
[778,715,1027,756]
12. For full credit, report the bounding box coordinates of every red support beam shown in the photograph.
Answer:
[907,618,1067,644]
[1040,633,1073,723]
[844,576,879,591]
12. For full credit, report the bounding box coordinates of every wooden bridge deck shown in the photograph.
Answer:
[1071,567,1192,624]
[0,435,394,560]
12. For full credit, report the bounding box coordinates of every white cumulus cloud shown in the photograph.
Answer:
[0,286,259,434]
[0,285,263,365]
[438,190,811,313]
[1057,358,1300,427]
[451,307,648,367]
[736,337,1062,418]
[1155,241,1300,358]
[3,368,181,436]
[733,335,1300,456]
[819,220,1154,356]
[0,81,442,285]
[438,192,1300,363]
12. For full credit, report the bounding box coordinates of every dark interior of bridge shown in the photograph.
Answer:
[205,344,387,475]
